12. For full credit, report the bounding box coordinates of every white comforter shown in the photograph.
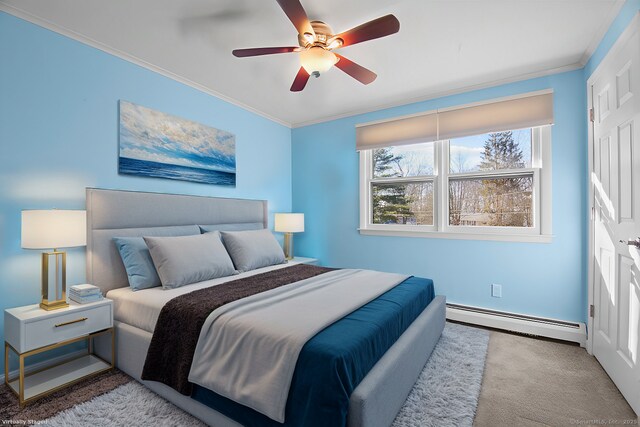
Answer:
[187,268,408,423]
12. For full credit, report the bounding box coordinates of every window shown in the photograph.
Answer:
[371,143,435,227]
[448,128,534,229]
[359,126,552,242]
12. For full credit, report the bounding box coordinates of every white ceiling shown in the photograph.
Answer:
[0,0,624,127]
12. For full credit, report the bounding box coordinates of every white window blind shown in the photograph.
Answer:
[438,92,554,140]
[356,91,553,151]
[355,113,438,150]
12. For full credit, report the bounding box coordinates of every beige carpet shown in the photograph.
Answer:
[474,330,637,426]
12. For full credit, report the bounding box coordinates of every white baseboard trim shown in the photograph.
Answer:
[0,349,87,384]
[446,303,587,348]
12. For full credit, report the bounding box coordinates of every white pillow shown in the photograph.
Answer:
[144,232,237,289]
[220,229,286,272]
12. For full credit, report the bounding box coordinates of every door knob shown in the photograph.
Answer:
[620,238,640,248]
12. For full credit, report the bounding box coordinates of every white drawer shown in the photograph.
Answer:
[24,304,111,352]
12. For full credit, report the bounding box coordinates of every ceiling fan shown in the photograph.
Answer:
[232,0,400,92]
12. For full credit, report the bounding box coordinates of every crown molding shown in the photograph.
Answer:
[0,2,292,128]
[578,0,627,66]
[291,62,582,128]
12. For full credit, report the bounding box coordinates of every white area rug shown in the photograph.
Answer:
[45,322,489,427]
[392,322,490,427]
[45,381,206,427]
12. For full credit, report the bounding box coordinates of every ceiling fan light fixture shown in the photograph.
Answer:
[327,38,343,50]
[300,46,338,75]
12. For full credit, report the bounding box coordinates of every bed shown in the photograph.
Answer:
[88,188,445,427]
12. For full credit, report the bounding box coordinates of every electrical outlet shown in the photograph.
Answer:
[491,284,502,298]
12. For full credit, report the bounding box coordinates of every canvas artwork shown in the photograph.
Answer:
[118,101,236,186]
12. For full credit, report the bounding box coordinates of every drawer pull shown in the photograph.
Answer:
[55,317,88,327]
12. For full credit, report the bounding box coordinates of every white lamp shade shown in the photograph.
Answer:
[21,210,87,249]
[274,213,304,233]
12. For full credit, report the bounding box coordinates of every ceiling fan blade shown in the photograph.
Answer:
[333,14,400,48]
[334,54,377,85]
[232,47,300,57]
[276,0,315,36]
[290,67,311,92]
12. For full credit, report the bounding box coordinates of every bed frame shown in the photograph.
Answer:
[87,188,445,427]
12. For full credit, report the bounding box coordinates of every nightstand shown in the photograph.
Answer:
[4,299,114,407]
[288,256,319,266]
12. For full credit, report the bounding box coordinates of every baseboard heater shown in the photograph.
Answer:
[446,303,587,347]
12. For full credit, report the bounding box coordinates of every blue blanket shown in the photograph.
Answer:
[192,276,435,427]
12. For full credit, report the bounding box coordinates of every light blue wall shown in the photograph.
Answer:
[0,12,291,373]
[292,71,587,323]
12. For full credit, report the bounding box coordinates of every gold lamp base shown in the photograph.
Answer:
[283,232,294,260]
[40,300,69,311]
[40,250,69,311]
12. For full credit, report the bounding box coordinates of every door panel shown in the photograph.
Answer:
[599,84,612,122]
[616,61,633,109]
[618,121,633,222]
[617,255,636,364]
[600,136,612,199]
[598,247,614,339]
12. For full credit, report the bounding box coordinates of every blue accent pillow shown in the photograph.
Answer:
[113,237,161,291]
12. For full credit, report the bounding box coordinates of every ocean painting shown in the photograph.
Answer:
[118,101,236,186]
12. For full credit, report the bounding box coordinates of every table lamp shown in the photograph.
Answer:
[274,213,304,260]
[21,209,87,311]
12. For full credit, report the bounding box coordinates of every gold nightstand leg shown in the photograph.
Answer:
[19,353,25,407]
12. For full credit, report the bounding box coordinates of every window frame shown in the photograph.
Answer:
[359,126,552,243]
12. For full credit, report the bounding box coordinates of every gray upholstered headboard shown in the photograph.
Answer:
[86,188,268,293]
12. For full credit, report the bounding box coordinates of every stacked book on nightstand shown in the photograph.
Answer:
[69,284,103,304]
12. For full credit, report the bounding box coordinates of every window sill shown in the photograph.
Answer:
[358,228,553,243]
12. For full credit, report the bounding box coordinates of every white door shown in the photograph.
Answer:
[590,19,640,416]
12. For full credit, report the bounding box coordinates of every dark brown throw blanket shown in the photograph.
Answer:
[141,264,335,395]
